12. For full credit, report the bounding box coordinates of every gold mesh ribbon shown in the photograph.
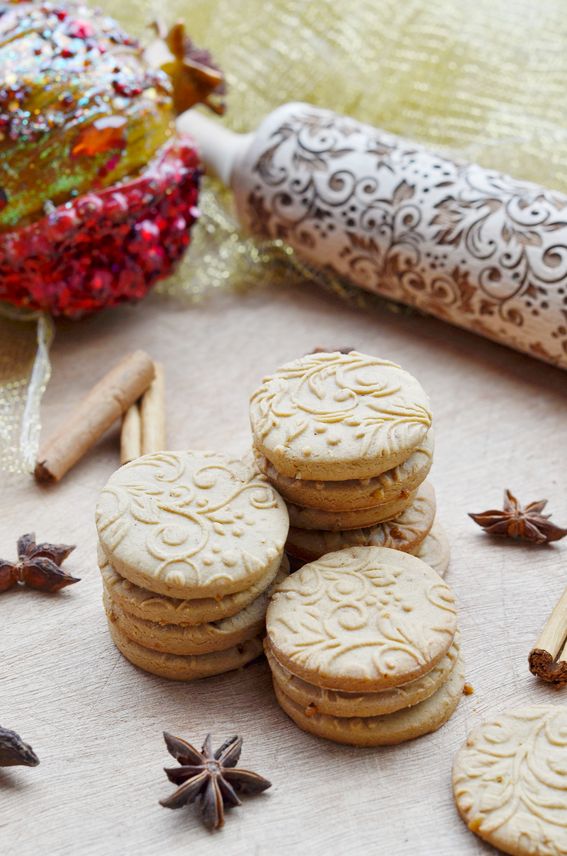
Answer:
[3,0,567,469]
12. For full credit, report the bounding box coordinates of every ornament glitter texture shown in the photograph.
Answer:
[0,2,223,317]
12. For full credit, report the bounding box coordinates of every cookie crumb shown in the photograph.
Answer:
[463,682,474,696]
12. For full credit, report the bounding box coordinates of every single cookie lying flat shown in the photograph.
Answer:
[107,618,264,681]
[286,481,436,562]
[250,351,432,480]
[103,559,288,655]
[453,705,567,856]
[273,654,465,746]
[254,432,434,512]
[96,450,289,599]
[265,633,460,718]
[267,545,457,692]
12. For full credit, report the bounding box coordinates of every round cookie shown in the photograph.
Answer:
[286,480,436,562]
[415,521,450,577]
[286,490,415,531]
[99,547,283,626]
[266,545,457,692]
[103,559,289,655]
[453,706,567,856]
[250,351,432,480]
[96,450,289,599]
[107,618,264,681]
[265,633,460,718]
[273,654,465,746]
[255,432,434,511]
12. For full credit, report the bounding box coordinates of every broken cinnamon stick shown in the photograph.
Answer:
[529,584,567,685]
[35,350,155,483]
[120,402,142,465]
[141,362,166,455]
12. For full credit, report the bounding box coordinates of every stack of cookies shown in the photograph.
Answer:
[95,450,289,680]
[265,546,464,746]
[250,351,449,574]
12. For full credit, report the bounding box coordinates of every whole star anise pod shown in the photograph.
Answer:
[160,732,271,830]
[0,727,39,767]
[469,490,567,544]
[0,533,79,593]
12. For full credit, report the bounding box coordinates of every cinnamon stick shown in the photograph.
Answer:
[529,584,567,685]
[141,362,166,455]
[35,350,155,483]
[120,403,142,465]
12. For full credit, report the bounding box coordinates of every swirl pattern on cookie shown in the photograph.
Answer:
[267,545,457,692]
[96,450,289,599]
[250,351,432,480]
[453,706,567,856]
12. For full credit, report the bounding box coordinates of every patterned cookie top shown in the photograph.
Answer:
[453,706,567,856]
[250,351,432,480]
[286,480,435,562]
[266,545,457,692]
[96,451,289,599]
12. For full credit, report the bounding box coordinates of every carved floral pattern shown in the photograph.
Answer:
[250,351,432,475]
[267,546,456,690]
[454,706,567,856]
[236,104,567,368]
[95,451,288,597]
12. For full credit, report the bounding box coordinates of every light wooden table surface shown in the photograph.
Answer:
[2,283,567,856]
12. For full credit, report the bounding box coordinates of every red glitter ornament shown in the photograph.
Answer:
[0,1,224,318]
[0,140,200,317]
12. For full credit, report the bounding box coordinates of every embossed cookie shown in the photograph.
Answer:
[107,618,264,681]
[266,545,457,692]
[103,558,289,655]
[99,547,283,626]
[415,522,450,577]
[255,432,434,512]
[286,490,415,531]
[453,706,567,856]
[265,633,460,718]
[273,654,465,746]
[286,480,436,562]
[250,351,432,480]
[96,450,289,599]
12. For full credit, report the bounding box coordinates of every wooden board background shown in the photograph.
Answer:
[1,282,567,856]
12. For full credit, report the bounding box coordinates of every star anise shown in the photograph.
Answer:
[160,732,271,830]
[0,533,79,593]
[469,490,567,544]
[0,726,39,767]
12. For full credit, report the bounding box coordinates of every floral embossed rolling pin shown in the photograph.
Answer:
[180,103,567,369]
